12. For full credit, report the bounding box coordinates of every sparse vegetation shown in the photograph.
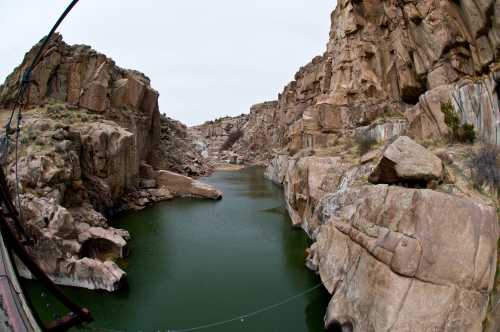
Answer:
[441,101,476,144]
[220,129,243,151]
[47,103,65,114]
[355,134,377,155]
[25,126,36,142]
[468,145,500,195]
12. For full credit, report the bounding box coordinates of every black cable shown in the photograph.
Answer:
[0,2,85,330]
[22,0,80,87]
[3,0,82,227]
[4,0,80,133]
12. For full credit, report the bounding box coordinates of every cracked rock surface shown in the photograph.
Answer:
[197,0,500,330]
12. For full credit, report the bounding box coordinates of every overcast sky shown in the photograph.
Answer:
[0,1,334,126]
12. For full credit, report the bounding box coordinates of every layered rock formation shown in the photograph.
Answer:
[190,114,249,164]
[159,115,212,176]
[0,34,217,291]
[199,0,500,330]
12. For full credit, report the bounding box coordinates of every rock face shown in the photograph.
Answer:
[155,170,222,200]
[190,114,249,164]
[0,35,216,291]
[158,115,212,177]
[450,72,500,145]
[311,185,498,332]
[369,136,444,185]
[200,0,500,330]
[0,34,160,167]
[198,0,500,158]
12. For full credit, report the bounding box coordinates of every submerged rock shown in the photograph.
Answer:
[155,170,223,200]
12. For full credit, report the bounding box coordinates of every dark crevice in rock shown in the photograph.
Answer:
[326,320,354,332]
[369,158,432,188]
[80,238,126,261]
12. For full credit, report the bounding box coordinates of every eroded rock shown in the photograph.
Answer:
[369,136,443,186]
[0,34,217,291]
[310,185,498,331]
[155,170,223,200]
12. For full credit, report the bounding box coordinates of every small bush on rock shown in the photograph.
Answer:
[441,101,476,144]
[220,129,243,152]
[468,145,500,195]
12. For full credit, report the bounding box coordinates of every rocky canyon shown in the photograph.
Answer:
[0,33,221,292]
[0,0,499,331]
[193,0,500,331]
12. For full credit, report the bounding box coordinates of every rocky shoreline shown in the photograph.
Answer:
[0,0,499,330]
[192,0,500,330]
[0,34,221,291]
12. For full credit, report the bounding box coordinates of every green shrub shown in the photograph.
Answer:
[457,123,476,143]
[441,101,476,144]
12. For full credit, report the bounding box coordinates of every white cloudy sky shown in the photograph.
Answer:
[0,1,335,126]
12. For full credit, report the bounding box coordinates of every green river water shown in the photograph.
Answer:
[22,167,330,332]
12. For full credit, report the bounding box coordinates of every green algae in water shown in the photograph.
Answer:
[22,167,330,331]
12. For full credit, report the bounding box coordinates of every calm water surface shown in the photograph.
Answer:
[22,167,330,332]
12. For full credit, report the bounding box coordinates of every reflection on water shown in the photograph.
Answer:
[22,167,330,331]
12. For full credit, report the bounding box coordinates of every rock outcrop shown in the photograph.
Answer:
[369,136,444,186]
[155,170,222,200]
[311,185,498,332]
[190,114,249,164]
[0,34,216,291]
[199,0,500,330]
[158,115,212,177]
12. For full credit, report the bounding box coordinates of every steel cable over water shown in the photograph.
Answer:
[80,273,337,332]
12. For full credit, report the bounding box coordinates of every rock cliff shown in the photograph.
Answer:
[199,0,500,330]
[0,34,217,291]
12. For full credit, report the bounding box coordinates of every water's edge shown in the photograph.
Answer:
[22,167,330,331]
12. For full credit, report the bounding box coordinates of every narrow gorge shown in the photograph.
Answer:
[192,0,500,330]
[0,0,499,331]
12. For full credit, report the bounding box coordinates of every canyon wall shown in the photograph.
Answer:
[0,34,217,291]
[199,0,500,330]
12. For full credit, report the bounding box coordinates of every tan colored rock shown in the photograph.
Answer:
[264,155,289,185]
[354,119,408,144]
[0,34,213,291]
[194,0,500,330]
[17,193,129,291]
[80,122,138,202]
[56,258,127,292]
[406,85,452,140]
[155,170,222,200]
[370,136,443,185]
[310,185,498,332]
[158,116,211,177]
[451,73,500,145]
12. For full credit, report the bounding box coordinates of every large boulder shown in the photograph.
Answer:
[18,194,130,291]
[369,136,443,185]
[309,185,498,332]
